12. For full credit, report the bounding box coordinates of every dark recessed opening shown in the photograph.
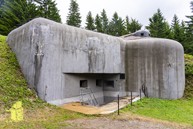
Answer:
[104,80,114,87]
[80,80,87,88]
[141,33,144,36]
[120,74,125,79]
[96,79,103,87]
[149,34,150,36]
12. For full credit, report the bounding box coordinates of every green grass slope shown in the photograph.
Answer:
[0,35,46,110]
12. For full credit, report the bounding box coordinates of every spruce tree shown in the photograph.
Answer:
[171,14,181,42]
[183,1,193,55]
[185,1,193,42]
[146,8,167,38]
[34,0,61,22]
[108,12,119,36]
[163,21,173,39]
[0,0,5,19]
[95,14,102,32]
[66,0,81,27]
[101,9,109,34]
[109,12,126,36]
[118,17,127,36]
[0,0,39,35]
[180,21,186,43]
[129,18,142,33]
[85,11,95,30]
[126,16,130,33]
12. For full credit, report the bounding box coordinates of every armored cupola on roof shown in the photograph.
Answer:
[134,30,150,37]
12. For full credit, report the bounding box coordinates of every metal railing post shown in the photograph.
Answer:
[140,89,141,101]
[118,95,119,115]
[131,91,132,106]
[146,87,148,98]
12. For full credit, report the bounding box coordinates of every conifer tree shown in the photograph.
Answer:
[34,0,61,22]
[128,18,142,33]
[66,0,81,27]
[180,21,186,43]
[95,14,102,32]
[101,9,109,34]
[0,0,5,14]
[0,0,39,35]
[85,11,95,30]
[125,16,142,33]
[171,14,181,42]
[146,8,167,38]
[118,17,127,36]
[0,0,5,19]
[0,0,5,6]
[109,12,126,36]
[126,16,130,33]
[108,12,119,36]
[183,1,193,55]
[185,1,193,42]
[163,21,173,39]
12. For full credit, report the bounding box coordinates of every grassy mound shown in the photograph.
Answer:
[0,35,47,110]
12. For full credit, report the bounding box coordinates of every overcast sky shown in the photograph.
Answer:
[56,0,192,29]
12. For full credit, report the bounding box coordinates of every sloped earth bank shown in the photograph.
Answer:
[63,116,191,129]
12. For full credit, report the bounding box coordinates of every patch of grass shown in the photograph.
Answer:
[0,107,85,128]
[121,97,193,126]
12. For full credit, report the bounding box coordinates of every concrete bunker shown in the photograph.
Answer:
[6,18,185,106]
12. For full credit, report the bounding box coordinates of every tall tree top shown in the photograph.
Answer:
[66,0,81,27]
[146,8,167,38]
[95,13,102,32]
[85,11,95,30]
[34,0,61,23]
[101,9,109,33]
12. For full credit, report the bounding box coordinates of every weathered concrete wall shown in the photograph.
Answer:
[125,38,185,99]
[6,18,185,104]
[7,18,124,102]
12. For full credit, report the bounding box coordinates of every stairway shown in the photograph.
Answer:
[79,87,98,106]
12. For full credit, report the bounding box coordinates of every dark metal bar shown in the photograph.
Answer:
[140,89,141,101]
[146,87,148,98]
[131,91,132,106]
[118,95,119,115]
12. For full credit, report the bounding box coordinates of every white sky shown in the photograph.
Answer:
[56,0,192,29]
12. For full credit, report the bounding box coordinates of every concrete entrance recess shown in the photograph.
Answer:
[6,18,185,106]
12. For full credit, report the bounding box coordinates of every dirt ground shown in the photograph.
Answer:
[63,114,192,129]
[64,118,171,129]
[60,96,136,115]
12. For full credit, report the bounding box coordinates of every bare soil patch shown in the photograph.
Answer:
[63,113,192,129]
[64,118,172,129]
